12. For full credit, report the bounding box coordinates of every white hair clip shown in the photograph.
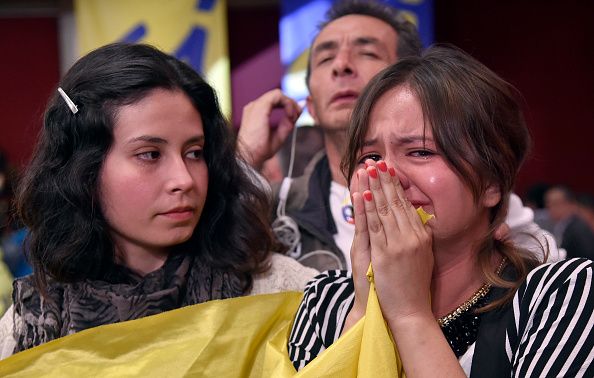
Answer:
[57,87,79,114]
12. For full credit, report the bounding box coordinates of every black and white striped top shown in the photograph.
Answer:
[288,258,594,376]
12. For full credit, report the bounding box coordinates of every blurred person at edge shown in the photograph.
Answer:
[546,185,594,260]
[0,151,15,315]
[236,0,563,271]
[523,182,555,233]
[576,193,594,233]
[0,150,32,279]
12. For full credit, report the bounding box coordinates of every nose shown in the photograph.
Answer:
[332,48,355,78]
[166,157,194,194]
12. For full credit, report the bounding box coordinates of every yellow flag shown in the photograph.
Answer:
[0,292,302,377]
[0,282,404,377]
[74,0,231,116]
[292,264,404,377]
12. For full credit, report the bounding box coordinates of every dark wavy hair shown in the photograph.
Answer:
[16,43,277,292]
[306,0,423,86]
[343,45,541,310]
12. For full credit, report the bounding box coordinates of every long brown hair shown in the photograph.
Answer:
[342,45,543,309]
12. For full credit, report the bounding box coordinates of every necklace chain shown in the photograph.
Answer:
[437,257,507,327]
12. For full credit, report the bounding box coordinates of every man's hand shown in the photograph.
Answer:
[237,89,302,170]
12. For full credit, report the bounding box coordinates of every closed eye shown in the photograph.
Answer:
[361,51,379,59]
[317,55,334,66]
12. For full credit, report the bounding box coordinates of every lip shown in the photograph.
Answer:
[158,206,196,221]
[330,90,359,105]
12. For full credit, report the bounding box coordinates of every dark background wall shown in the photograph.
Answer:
[1,1,593,199]
[433,0,594,197]
[0,17,60,168]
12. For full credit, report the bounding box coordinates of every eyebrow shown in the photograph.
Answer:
[126,135,205,145]
[312,36,383,57]
[362,134,433,147]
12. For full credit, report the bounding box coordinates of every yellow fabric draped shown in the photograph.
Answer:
[0,271,403,377]
[294,264,404,377]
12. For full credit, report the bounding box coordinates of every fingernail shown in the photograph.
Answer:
[368,167,378,179]
[377,161,387,172]
[389,167,396,177]
[364,191,373,201]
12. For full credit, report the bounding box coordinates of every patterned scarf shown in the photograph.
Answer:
[12,252,247,353]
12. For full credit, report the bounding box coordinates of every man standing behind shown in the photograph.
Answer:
[238,1,420,271]
[238,0,561,271]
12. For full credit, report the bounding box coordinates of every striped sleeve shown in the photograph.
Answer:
[288,270,355,371]
[506,258,594,377]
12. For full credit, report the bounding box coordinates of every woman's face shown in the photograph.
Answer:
[99,88,208,258]
[354,85,498,244]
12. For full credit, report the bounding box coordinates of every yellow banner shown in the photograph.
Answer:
[0,279,403,377]
[74,0,231,116]
[0,292,302,377]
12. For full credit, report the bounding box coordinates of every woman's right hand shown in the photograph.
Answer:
[354,160,435,326]
[342,168,372,333]
[347,161,465,376]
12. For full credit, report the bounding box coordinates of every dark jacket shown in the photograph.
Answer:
[272,151,347,271]
[561,215,594,260]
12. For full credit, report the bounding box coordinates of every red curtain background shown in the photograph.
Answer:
[1,1,593,197]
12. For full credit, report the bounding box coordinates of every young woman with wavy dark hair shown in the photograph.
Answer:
[289,46,594,376]
[0,43,316,357]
